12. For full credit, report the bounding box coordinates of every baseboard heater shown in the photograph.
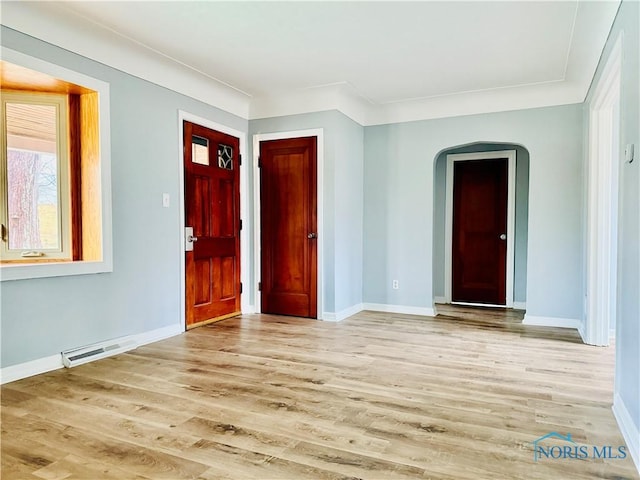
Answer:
[61,337,137,368]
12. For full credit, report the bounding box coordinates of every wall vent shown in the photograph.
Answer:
[61,338,137,368]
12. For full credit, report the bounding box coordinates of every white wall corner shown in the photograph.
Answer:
[250,83,372,126]
[578,324,587,343]
[522,314,581,329]
[363,303,437,318]
[323,303,364,322]
[613,393,640,475]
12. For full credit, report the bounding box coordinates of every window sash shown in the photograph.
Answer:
[0,91,71,261]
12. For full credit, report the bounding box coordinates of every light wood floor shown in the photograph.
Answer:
[2,307,638,479]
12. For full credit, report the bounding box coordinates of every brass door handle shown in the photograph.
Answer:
[307,232,317,239]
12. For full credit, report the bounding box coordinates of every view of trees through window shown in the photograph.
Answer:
[6,148,59,250]
[5,101,60,252]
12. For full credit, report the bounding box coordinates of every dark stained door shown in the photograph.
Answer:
[260,137,317,318]
[184,121,241,329]
[452,158,507,305]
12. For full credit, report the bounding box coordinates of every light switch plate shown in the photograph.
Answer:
[625,144,635,164]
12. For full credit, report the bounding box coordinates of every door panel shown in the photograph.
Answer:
[260,137,317,318]
[452,158,507,305]
[184,121,241,328]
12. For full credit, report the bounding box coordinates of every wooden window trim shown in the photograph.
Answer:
[0,55,108,278]
[69,93,82,260]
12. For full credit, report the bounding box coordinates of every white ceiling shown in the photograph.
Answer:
[1,1,621,125]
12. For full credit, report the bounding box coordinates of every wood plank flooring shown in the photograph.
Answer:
[2,307,638,479]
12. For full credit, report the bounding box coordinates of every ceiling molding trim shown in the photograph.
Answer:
[1,1,251,119]
[369,81,586,126]
[1,0,619,127]
[563,0,621,87]
[249,83,373,125]
[249,81,585,126]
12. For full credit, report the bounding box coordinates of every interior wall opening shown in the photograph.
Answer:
[433,141,530,311]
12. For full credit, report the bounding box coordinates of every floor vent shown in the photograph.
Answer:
[61,338,137,368]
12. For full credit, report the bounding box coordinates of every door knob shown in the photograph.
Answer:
[499,233,507,240]
[185,226,198,252]
[307,232,317,239]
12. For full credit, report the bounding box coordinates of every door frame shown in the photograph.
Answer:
[584,35,622,347]
[444,150,516,307]
[178,111,249,331]
[253,129,324,318]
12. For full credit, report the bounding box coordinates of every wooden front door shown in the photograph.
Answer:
[260,137,317,318]
[452,158,507,305]
[184,121,241,329]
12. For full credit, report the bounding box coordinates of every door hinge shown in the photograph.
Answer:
[258,282,262,291]
[0,224,6,242]
[240,282,243,294]
[238,154,242,166]
[239,219,243,231]
[258,157,262,168]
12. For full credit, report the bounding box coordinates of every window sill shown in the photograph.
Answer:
[0,259,112,281]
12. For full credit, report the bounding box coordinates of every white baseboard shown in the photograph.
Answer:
[434,296,447,304]
[0,354,63,385]
[363,303,437,317]
[522,314,581,329]
[0,322,184,385]
[613,393,640,475]
[578,325,587,343]
[135,323,183,346]
[322,303,364,322]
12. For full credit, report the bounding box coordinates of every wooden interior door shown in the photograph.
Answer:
[184,121,241,329]
[452,158,507,305]
[260,136,317,318]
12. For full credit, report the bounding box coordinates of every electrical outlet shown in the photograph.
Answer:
[392,279,399,290]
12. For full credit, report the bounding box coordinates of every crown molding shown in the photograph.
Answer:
[249,82,373,125]
[0,1,251,119]
[1,0,619,127]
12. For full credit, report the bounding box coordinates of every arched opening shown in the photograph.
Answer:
[432,141,530,310]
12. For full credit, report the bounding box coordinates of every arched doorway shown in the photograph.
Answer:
[433,142,530,309]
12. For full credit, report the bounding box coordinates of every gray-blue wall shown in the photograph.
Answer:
[0,27,248,368]
[586,0,639,443]
[364,105,583,320]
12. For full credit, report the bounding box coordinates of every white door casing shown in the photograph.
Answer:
[444,150,516,308]
[584,36,622,347]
